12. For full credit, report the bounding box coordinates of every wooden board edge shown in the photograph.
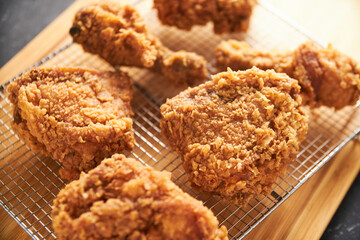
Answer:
[0,0,134,84]
[244,140,360,240]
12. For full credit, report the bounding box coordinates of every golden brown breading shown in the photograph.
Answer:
[7,67,135,181]
[52,154,228,240]
[70,2,208,86]
[216,40,294,75]
[153,46,209,86]
[154,0,257,34]
[216,40,360,109]
[160,67,308,205]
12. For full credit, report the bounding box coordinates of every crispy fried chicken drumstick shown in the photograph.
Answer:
[52,154,228,240]
[70,2,208,86]
[161,67,308,205]
[216,40,360,109]
[7,67,135,181]
[154,0,257,34]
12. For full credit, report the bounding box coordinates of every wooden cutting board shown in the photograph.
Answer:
[0,0,359,239]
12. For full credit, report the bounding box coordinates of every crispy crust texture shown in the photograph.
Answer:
[7,67,135,181]
[160,67,308,205]
[70,3,158,68]
[52,154,228,240]
[216,40,360,109]
[71,2,208,86]
[154,0,257,34]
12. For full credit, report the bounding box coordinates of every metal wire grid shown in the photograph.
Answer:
[0,1,360,240]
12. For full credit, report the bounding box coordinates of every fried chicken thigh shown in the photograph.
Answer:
[70,2,208,86]
[160,67,308,205]
[216,40,360,109]
[52,154,228,240]
[7,67,134,181]
[154,0,257,34]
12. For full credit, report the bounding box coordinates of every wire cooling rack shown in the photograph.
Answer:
[1,0,360,239]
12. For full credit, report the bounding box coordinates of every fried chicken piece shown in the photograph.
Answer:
[52,154,228,240]
[7,67,135,181]
[70,2,208,86]
[154,0,257,34]
[160,67,308,205]
[216,40,360,109]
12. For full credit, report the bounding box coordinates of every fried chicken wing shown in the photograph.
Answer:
[160,67,308,205]
[154,0,257,34]
[70,2,208,86]
[216,40,360,109]
[7,67,135,181]
[52,154,228,240]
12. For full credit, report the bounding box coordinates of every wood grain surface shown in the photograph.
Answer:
[0,0,359,240]
[266,0,360,63]
[244,140,360,240]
